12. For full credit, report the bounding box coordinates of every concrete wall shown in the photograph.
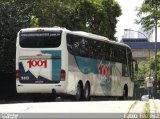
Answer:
[131,49,159,62]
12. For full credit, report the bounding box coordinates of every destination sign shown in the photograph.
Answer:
[20,32,61,37]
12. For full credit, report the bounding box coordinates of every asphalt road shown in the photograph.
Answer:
[0,99,159,118]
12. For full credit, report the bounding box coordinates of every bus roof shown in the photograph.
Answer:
[20,27,67,32]
[19,27,131,49]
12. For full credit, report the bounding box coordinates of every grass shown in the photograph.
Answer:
[145,101,150,119]
[124,101,138,118]
[128,101,138,113]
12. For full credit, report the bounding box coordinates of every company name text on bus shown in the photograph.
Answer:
[27,60,47,68]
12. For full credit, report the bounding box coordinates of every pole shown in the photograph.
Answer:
[149,48,151,75]
[154,0,158,97]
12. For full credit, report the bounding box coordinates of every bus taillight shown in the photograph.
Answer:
[60,69,66,81]
[16,70,19,79]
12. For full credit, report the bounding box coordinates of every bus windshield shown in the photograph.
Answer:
[19,31,62,48]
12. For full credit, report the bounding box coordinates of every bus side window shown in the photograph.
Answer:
[104,43,110,61]
[127,48,133,79]
[87,38,92,57]
[120,47,127,64]
[99,43,106,60]
[110,48,114,61]
[67,34,78,55]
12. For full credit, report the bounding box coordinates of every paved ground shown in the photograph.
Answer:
[0,101,135,113]
[0,99,159,118]
[150,99,160,113]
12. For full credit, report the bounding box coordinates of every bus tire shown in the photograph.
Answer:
[83,82,90,101]
[72,82,83,101]
[120,85,128,100]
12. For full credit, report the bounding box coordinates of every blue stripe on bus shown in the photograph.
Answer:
[42,50,61,81]
[74,56,98,74]
[75,56,114,95]
[19,62,49,81]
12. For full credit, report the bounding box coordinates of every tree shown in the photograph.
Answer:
[136,0,160,32]
[0,1,31,74]
[19,0,121,40]
[70,0,121,40]
[136,52,160,81]
[0,0,121,75]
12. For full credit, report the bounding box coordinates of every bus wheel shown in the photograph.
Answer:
[73,82,83,101]
[120,86,128,100]
[83,82,90,101]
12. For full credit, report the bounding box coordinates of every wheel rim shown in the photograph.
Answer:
[85,84,90,100]
[85,88,89,98]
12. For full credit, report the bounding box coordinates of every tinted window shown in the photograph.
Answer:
[67,34,108,59]
[20,32,61,48]
[127,48,133,79]
[67,33,128,64]
[67,34,84,56]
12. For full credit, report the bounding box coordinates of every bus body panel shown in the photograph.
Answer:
[16,29,68,94]
[18,50,61,83]
[67,53,126,97]
[16,27,135,99]
[67,53,133,97]
[16,81,66,93]
[66,53,94,96]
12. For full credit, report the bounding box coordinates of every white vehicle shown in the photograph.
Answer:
[16,27,137,101]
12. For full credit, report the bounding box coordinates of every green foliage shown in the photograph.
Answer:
[30,16,39,27]
[136,52,160,81]
[0,0,121,74]
[0,1,30,74]
[71,0,121,40]
[145,102,150,119]
[136,0,160,32]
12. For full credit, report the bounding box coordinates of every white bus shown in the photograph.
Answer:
[16,27,137,101]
